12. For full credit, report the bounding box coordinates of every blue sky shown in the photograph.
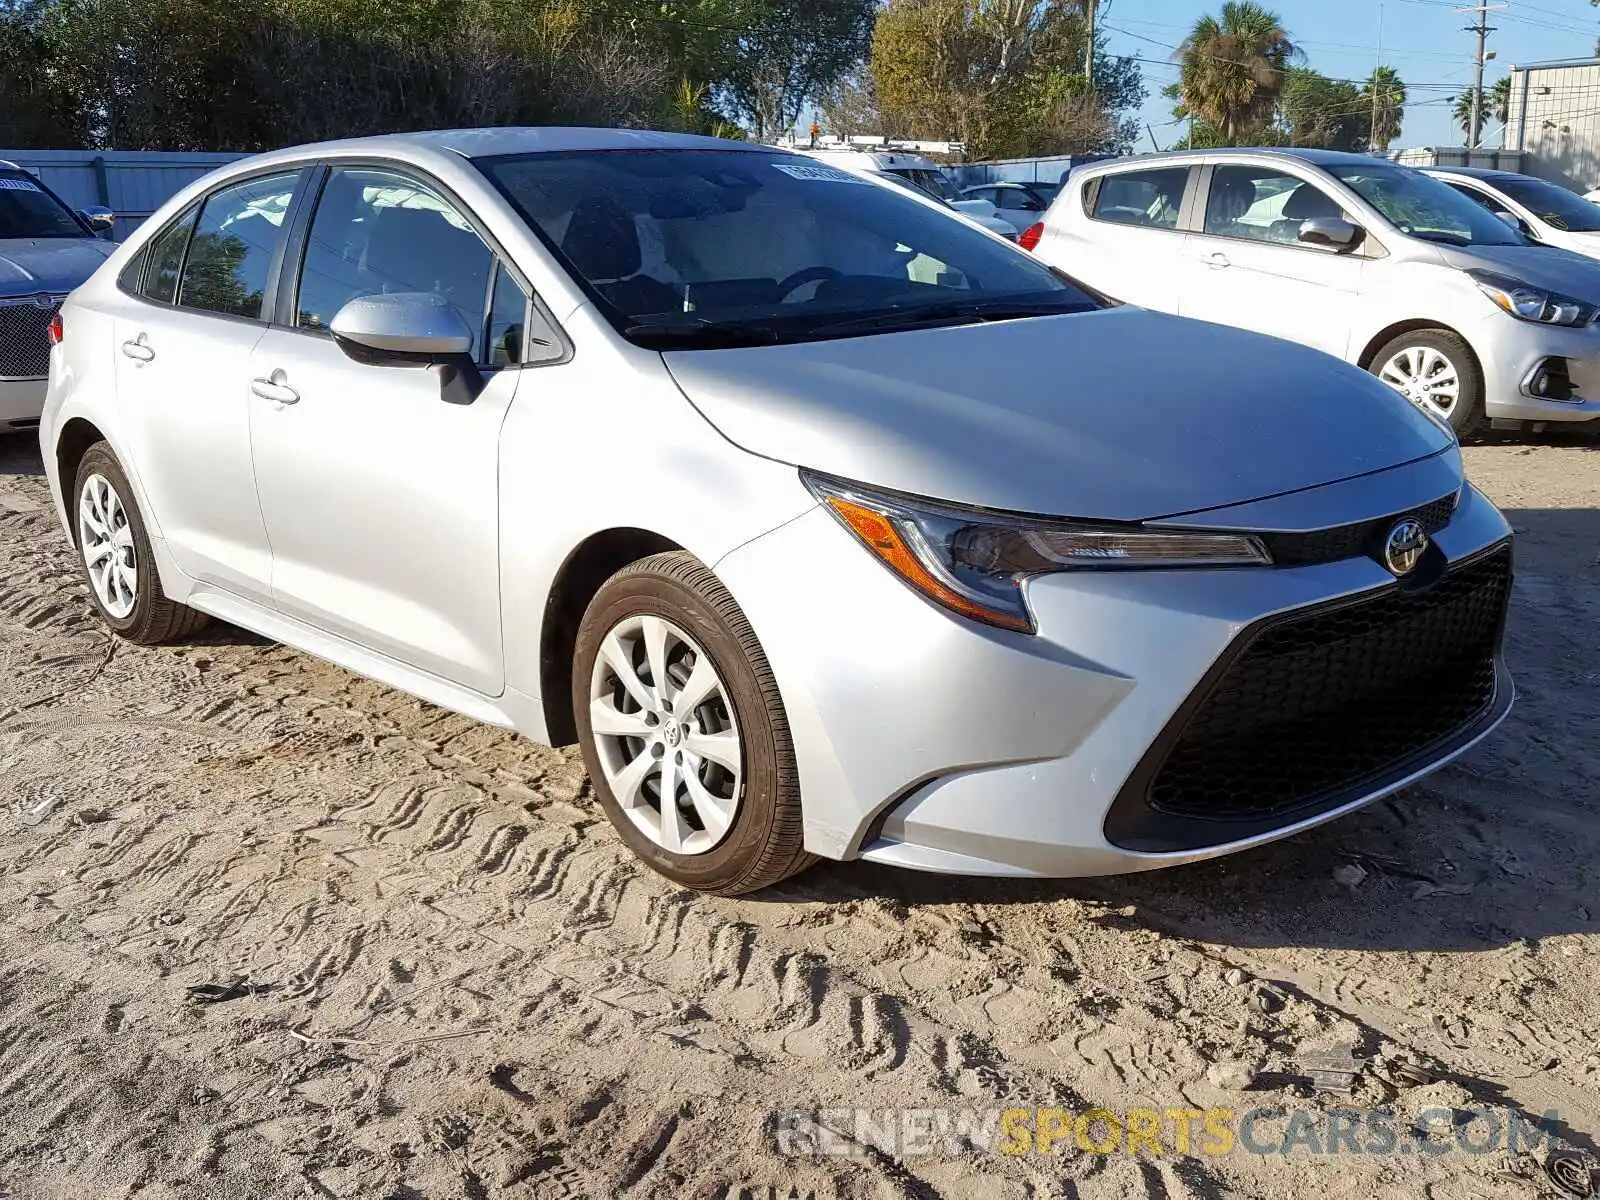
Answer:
[1101,0,1600,150]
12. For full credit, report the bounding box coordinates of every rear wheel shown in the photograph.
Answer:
[74,443,208,643]
[1370,328,1484,437]
[572,552,812,895]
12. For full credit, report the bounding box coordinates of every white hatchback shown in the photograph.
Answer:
[1029,147,1600,436]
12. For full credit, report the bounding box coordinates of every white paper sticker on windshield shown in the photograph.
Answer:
[771,163,871,185]
[0,177,42,192]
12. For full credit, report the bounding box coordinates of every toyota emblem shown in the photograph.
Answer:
[1383,519,1428,577]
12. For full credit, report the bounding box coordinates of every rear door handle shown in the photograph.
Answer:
[1206,251,1232,269]
[250,370,299,406]
[120,335,154,362]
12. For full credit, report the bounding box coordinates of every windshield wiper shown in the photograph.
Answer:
[624,319,784,350]
[800,299,1093,339]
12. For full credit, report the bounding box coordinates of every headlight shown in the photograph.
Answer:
[1469,269,1598,327]
[804,472,1272,634]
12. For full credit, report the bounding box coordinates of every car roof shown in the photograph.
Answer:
[1082,146,1393,173]
[1422,165,1519,183]
[252,128,782,161]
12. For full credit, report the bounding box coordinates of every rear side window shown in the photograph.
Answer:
[177,172,301,320]
[1091,168,1189,230]
[141,206,198,304]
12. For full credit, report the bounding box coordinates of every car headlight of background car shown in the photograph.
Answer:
[1468,269,1599,327]
[803,472,1271,633]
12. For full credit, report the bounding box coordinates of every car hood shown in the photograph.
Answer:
[664,307,1454,522]
[1434,241,1600,298]
[0,237,115,295]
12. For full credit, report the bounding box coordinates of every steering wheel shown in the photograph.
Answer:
[776,266,842,303]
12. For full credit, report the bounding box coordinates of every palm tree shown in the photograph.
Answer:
[1175,2,1299,145]
[1452,77,1512,144]
[1363,65,1406,151]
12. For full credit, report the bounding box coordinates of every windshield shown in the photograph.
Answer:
[1328,164,1523,247]
[888,167,962,201]
[1490,175,1600,232]
[478,149,1097,349]
[0,172,90,239]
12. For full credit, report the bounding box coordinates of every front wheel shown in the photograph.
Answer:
[572,551,812,895]
[1370,328,1484,438]
[73,443,208,643]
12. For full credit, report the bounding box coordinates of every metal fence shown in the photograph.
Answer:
[0,149,248,240]
[946,155,1116,189]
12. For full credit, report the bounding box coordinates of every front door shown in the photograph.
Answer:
[113,170,305,600]
[247,165,530,695]
[1181,163,1365,359]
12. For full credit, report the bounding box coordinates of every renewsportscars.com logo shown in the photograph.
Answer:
[773,1105,1562,1159]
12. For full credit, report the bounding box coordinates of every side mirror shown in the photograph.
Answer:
[80,206,116,238]
[1298,216,1363,252]
[330,292,483,404]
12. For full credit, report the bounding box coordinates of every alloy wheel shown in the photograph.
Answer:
[78,473,137,619]
[1378,345,1460,419]
[588,614,743,856]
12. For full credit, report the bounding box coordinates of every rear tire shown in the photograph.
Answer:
[572,551,813,895]
[73,443,209,644]
[1369,328,1484,438]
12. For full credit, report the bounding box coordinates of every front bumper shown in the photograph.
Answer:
[0,376,45,427]
[714,468,1514,878]
[1473,310,1600,424]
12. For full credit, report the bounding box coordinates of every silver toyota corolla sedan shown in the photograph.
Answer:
[41,129,1514,894]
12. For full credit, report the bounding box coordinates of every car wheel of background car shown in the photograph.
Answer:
[1371,328,1484,438]
[73,443,209,643]
[573,551,813,895]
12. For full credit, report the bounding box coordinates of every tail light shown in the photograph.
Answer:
[1018,222,1045,252]
[47,312,63,345]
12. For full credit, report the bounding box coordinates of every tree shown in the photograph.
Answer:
[716,0,876,140]
[1452,77,1509,142]
[1364,65,1406,151]
[871,0,1143,158]
[1174,1,1298,144]
[1279,66,1365,150]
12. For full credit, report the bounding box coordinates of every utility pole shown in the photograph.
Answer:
[1085,0,1096,87]
[1460,2,1503,150]
[1371,3,1384,150]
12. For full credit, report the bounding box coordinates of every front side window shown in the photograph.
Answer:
[0,172,88,239]
[1448,182,1510,217]
[1092,168,1188,230]
[1488,174,1600,232]
[477,148,1098,350]
[177,172,301,319]
[891,167,962,201]
[1327,164,1522,247]
[997,188,1041,212]
[141,206,198,304]
[296,167,495,359]
[1204,166,1348,245]
[486,262,530,366]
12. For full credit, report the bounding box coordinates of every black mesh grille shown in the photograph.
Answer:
[1260,493,1458,567]
[0,296,63,379]
[1147,547,1510,821]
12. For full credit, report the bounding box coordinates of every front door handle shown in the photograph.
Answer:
[120,334,154,362]
[250,370,300,406]
[1206,251,1232,269]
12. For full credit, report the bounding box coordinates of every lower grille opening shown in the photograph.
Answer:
[1107,545,1511,848]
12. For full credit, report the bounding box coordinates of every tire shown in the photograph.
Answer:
[1369,328,1485,438]
[572,551,813,895]
[72,442,209,644]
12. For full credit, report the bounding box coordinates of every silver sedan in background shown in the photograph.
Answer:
[43,129,1513,894]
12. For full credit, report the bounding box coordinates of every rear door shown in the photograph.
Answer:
[1043,164,1196,311]
[1179,162,1365,358]
[112,168,307,599]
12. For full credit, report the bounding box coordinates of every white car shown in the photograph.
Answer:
[1029,147,1600,435]
[789,147,1015,237]
[42,130,1513,894]
[1427,166,1600,259]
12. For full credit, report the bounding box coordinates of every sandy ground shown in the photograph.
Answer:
[0,432,1597,1200]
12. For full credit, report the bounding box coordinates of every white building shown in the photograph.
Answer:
[1505,57,1600,192]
